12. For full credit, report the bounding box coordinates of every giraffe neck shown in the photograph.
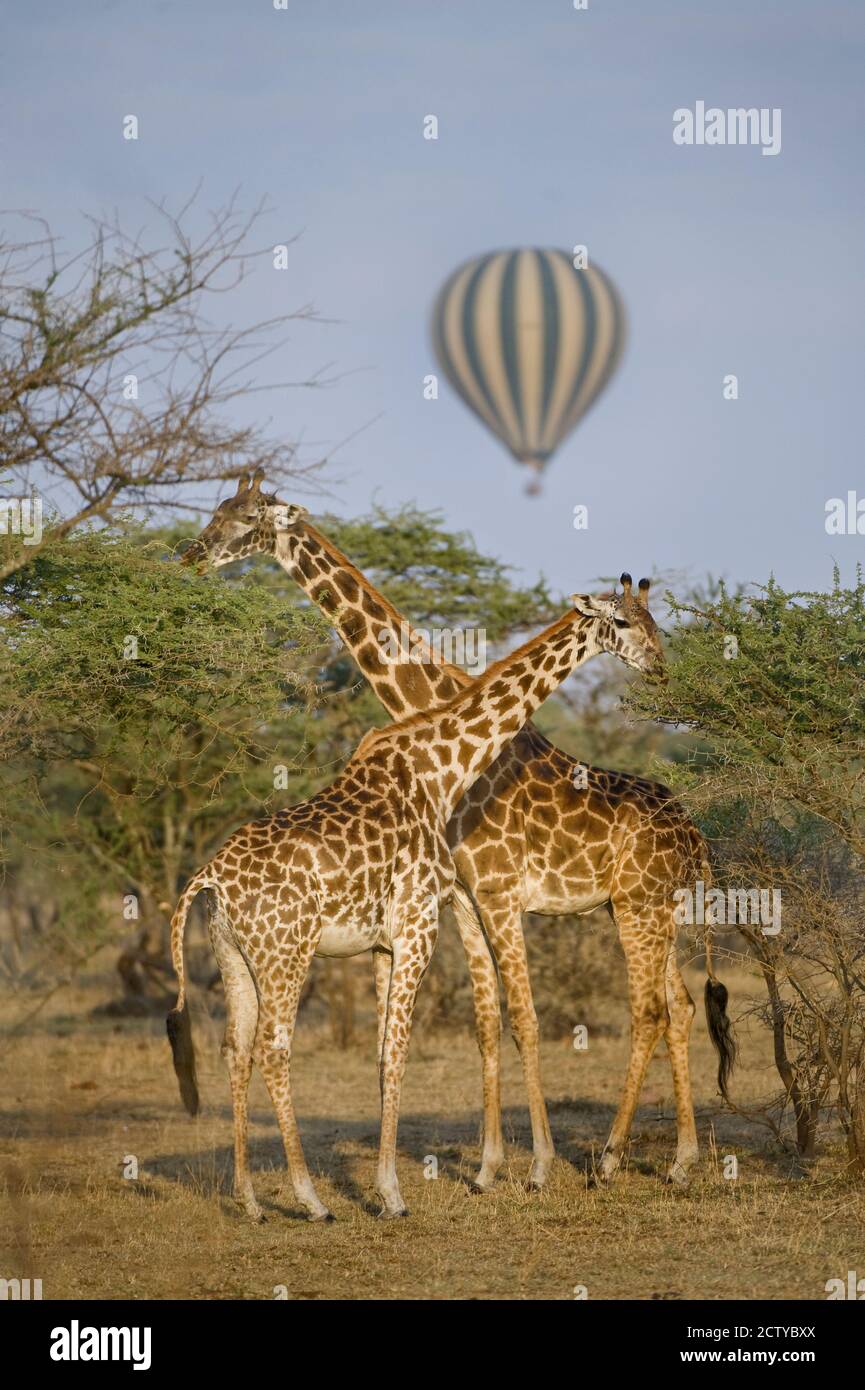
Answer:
[401,610,603,821]
[273,525,469,719]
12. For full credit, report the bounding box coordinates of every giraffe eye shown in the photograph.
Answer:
[613,617,630,629]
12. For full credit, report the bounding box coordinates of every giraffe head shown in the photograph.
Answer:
[181,470,308,569]
[572,573,665,677]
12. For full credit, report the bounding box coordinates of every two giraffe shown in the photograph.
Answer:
[168,578,663,1218]
[171,473,735,1214]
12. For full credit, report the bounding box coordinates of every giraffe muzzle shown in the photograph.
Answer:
[180,540,207,569]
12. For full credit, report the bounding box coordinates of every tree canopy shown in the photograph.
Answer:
[627,572,865,857]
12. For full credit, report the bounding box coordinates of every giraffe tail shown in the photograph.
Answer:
[166,868,213,1117]
[701,857,737,1101]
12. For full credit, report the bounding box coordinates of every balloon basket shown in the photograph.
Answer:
[523,459,545,496]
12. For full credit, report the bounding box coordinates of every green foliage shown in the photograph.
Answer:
[0,524,335,961]
[2,523,328,764]
[627,572,865,854]
[625,571,865,1161]
[534,675,688,779]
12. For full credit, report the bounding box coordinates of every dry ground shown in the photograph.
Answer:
[1,959,863,1301]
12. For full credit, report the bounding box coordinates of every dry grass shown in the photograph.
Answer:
[1,959,863,1301]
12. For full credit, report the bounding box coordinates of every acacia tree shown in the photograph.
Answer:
[1,523,331,1007]
[629,573,865,1171]
[0,193,326,580]
[629,574,865,854]
[714,811,865,1169]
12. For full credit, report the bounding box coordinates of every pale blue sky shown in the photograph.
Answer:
[4,0,863,595]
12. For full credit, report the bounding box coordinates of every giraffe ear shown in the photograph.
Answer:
[572,593,617,620]
[268,501,309,530]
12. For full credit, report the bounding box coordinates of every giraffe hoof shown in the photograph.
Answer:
[525,1164,552,1191]
[306,1209,335,1223]
[596,1154,621,1186]
[239,1203,266,1224]
[378,1206,409,1220]
[665,1165,692,1188]
[468,1179,493,1195]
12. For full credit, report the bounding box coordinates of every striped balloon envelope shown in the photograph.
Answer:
[431,248,626,493]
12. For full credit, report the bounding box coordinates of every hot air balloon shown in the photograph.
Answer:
[431,248,626,494]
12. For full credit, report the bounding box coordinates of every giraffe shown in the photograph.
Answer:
[181,474,736,1191]
[167,585,664,1221]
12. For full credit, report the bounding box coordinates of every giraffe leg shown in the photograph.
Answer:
[375,919,437,1218]
[663,943,699,1185]
[450,885,504,1191]
[208,905,262,1222]
[598,909,670,1183]
[372,947,392,1068]
[254,935,332,1222]
[479,893,555,1189]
